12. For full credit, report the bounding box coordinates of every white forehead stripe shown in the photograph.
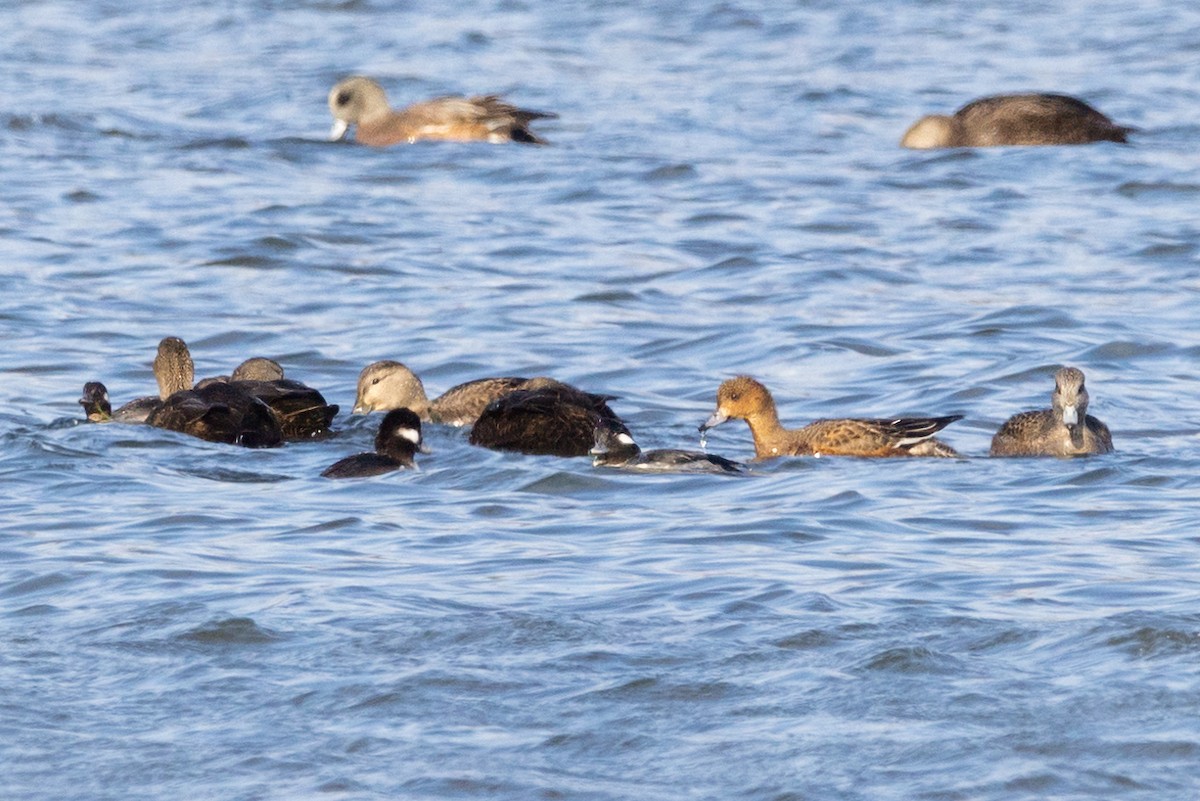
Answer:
[396,427,421,444]
[616,433,636,446]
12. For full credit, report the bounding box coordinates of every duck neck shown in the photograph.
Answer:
[745,399,792,457]
[155,353,194,399]
[378,440,418,466]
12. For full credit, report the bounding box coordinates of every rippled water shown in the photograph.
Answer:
[4,1,1200,799]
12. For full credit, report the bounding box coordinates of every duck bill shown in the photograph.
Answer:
[699,410,728,432]
[351,402,369,415]
[329,119,350,141]
[1061,404,1079,427]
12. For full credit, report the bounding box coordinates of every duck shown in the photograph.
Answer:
[352,360,533,426]
[989,366,1114,457]
[328,76,556,146]
[322,408,425,479]
[79,381,113,422]
[230,378,339,440]
[79,336,196,424]
[147,380,284,448]
[900,93,1132,149]
[190,354,338,439]
[591,418,744,474]
[125,337,281,447]
[196,357,288,388]
[232,357,285,382]
[469,381,626,457]
[698,375,962,459]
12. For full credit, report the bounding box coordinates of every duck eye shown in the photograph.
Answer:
[371,377,381,385]
[337,90,352,106]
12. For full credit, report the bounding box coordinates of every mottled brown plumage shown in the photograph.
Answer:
[80,337,195,424]
[990,367,1114,457]
[352,360,553,427]
[699,375,961,460]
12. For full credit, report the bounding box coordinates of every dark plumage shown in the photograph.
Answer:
[232,379,339,439]
[901,93,1132,149]
[79,381,113,422]
[591,420,745,474]
[469,383,626,457]
[322,408,424,478]
[147,382,283,448]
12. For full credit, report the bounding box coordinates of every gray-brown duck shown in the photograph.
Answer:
[901,93,1132,149]
[990,367,1114,457]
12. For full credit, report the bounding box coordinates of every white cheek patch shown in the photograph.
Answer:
[396,427,421,445]
[616,433,636,447]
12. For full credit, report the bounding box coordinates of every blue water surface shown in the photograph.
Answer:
[3,1,1200,799]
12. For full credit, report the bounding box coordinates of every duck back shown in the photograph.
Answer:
[470,385,625,457]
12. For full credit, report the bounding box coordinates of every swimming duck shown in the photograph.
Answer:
[322,408,425,479]
[230,378,339,439]
[901,93,1132,149]
[79,336,195,423]
[147,380,284,448]
[990,367,1114,457]
[79,381,113,422]
[469,382,626,457]
[173,349,336,439]
[699,375,962,459]
[352,360,533,426]
[591,419,744,474]
[328,76,556,146]
[197,357,288,388]
[232,357,285,382]
[131,338,281,447]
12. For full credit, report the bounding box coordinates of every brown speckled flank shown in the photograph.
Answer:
[351,360,534,426]
[699,375,962,460]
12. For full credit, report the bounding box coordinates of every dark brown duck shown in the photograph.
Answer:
[901,93,1132,148]
[322,408,425,479]
[469,382,626,457]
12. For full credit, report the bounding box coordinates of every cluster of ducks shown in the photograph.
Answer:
[75,82,1129,475]
[326,76,1133,149]
[78,338,1114,479]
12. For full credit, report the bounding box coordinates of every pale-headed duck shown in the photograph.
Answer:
[328,76,556,146]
